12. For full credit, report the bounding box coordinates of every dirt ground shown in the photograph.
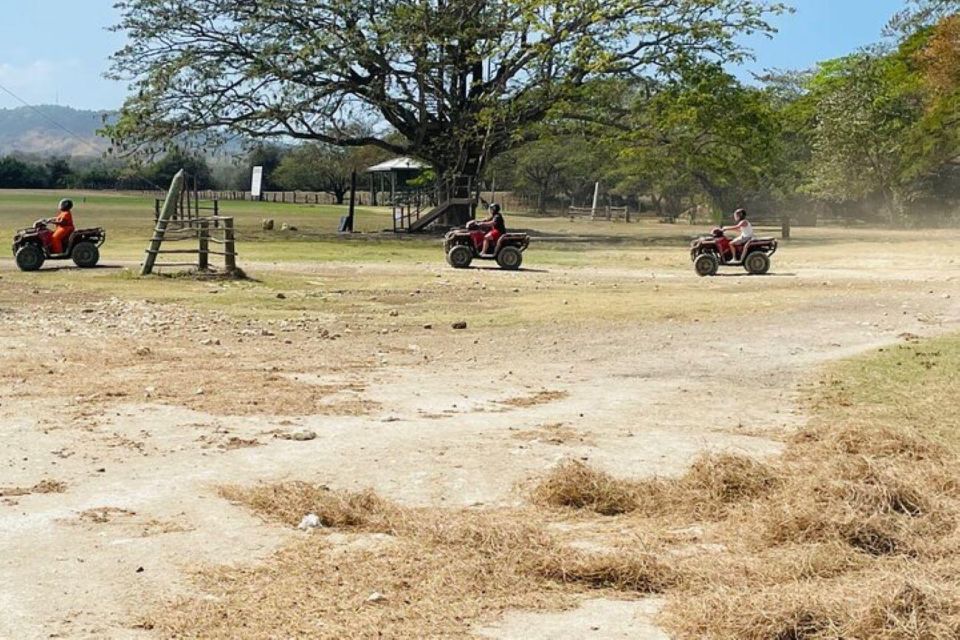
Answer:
[1,236,958,638]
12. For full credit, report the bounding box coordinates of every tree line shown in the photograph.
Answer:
[0,143,392,202]
[5,1,957,224]
[490,5,960,224]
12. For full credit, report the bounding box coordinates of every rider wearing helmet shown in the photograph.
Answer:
[46,199,76,255]
[722,207,754,261]
[479,203,506,257]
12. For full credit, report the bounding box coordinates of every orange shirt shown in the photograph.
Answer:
[55,210,74,229]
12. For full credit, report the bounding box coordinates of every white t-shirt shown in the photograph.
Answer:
[737,220,755,239]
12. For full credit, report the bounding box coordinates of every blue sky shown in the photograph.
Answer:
[0,0,910,111]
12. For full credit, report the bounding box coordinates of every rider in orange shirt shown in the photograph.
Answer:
[47,199,76,254]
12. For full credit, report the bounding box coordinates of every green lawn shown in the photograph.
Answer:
[2,189,957,331]
[811,334,960,450]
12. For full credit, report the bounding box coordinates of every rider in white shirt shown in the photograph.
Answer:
[722,208,754,261]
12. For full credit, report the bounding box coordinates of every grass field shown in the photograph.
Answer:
[0,188,951,326]
[1,188,959,638]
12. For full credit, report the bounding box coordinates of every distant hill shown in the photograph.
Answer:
[0,105,110,157]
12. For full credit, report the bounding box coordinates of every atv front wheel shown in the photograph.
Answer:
[693,253,719,277]
[496,246,523,270]
[743,252,770,275]
[71,241,100,268]
[447,245,473,269]
[15,244,44,271]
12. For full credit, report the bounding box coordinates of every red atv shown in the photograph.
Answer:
[690,228,777,276]
[443,221,530,270]
[12,219,105,271]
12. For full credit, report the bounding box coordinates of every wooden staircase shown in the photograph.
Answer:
[394,175,476,233]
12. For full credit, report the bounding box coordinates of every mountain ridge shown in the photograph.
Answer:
[0,105,112,157]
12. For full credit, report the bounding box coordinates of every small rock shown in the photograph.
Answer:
[276,293,287,299]
[423,324,433,330]
[366,591,387,604]
[389,309,399,317]
[261,219,275,231]
[298,513,322,530]
[194,387,205,396]
[135,347,151,357]
[291,430,317,441]
[452,321,468,330]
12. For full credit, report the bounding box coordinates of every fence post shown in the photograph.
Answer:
[198,219,210,271]
[223,217,237,272]
[782,215,791,240]
[142,170,185,276]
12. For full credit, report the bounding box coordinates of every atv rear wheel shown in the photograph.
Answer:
[496,246,523,270]
[693,253,719,277]
[15,244,45,271]
[743,251,770,275]
[71,241,100,268]
[447,244,473,269]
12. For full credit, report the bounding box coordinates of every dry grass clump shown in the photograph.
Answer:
[664,568,960,639]
[533,549,678,593]
[0,478,67,497]
[531,421,960,638]
[147,488,587,638]
[792,422,948,462]
[219,482,398,531]
[678,453,781,519]
[660,422,960,638]
[532,452,780,519]
[751,429,959,558]
[153,481,685,638]
[531,460,640,515]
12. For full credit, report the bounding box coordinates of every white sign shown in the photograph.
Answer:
[251,166,264,197]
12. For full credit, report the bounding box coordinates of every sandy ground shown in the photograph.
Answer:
[0,257,958,639]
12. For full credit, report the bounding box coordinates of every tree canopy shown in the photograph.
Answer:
[106,0,784,175]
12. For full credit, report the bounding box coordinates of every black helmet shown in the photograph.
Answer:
[58,199,74,211]
[489,203,501,214]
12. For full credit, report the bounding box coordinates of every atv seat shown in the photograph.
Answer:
[495,233,530,251]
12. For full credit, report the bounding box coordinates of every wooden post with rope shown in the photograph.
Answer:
[141,169,236,275]
[142,169,185,275]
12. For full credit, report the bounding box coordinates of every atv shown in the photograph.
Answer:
[690,227,777,276]
[12,219,106,271]
[443,221,530,270]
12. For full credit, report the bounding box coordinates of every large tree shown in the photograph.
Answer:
[618,63,783,214]
[272,144,373,203]
[106,0,783,178]
[801,51,923,222]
